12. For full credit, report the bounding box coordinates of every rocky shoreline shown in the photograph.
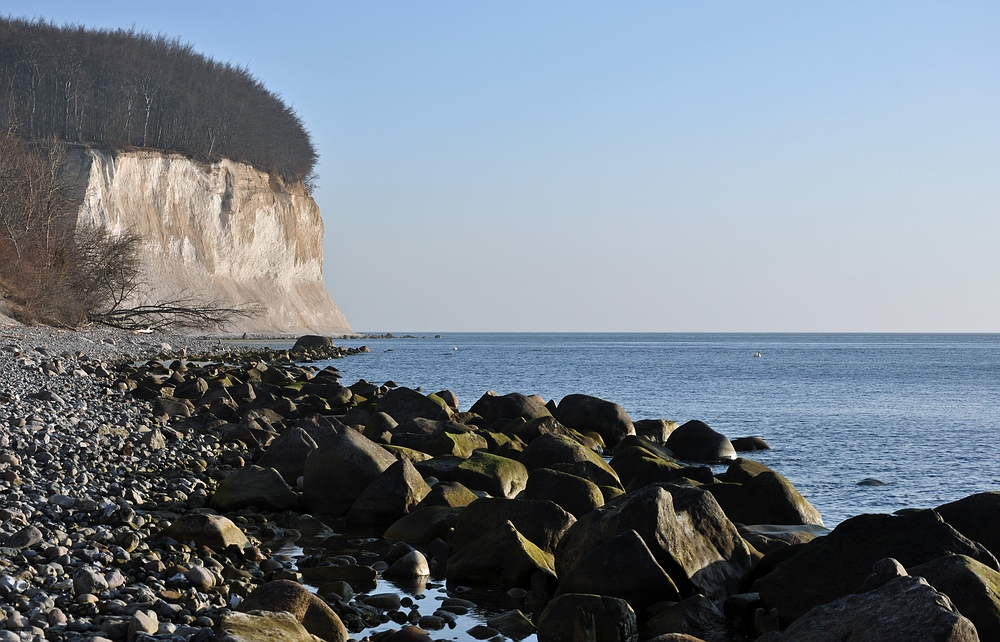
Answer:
[0,327,996,642]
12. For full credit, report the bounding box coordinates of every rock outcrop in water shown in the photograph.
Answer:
[63,147,351,335]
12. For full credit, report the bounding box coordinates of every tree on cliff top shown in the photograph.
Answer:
[0,16,317,183]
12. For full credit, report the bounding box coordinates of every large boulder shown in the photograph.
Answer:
[469,391,552,426]
[519,434,622,489]
[256,426,318,484]
[554,394,635,449]
[377,387,450,423]
[210,465,300,512]
[216,611,316,642]
[239,580,348,642]
[555,529,681,611]
[738,524,827,554]
[761,574,979,642]
[643,595,729,642]
[536,594,637,642]
[346,458,431,527]
[156,514,248,550]
[937,492,1000,560]
[521,467,605,519]
[391,418,488,457]
[384,506,461,545]
[451,497,576,555]
[704,471,824,526]
[609,444,688,491]
[633,420,678,446]
[445,520,556,588]
[416,481,479,509]
[291,335,334,351]
[756,510,1000,621]
[302,428,397,515]
[450,451,529,498]
[556,484,753,601]
[910,554,1000,642]
[665,421,736,462]
[513,416,603,451]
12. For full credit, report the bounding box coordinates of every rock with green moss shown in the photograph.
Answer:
[416,481,479,509]
[910,554,1000,641]
[705,471,824,527]
[451,497,576,555]
[384,506,463,545]
[377,387,451,423]
[239,580,348,642]
[446,520,556,588]
[519,434,622,489]
[521,467,605,519]
[554,394,635,450]
[347,458,431,527]
[451,451,529,498]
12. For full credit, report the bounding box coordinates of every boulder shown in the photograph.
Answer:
[521,467,605,519]
[487,610,536,640]
[644,595,729,642]
[937,492,1000,560]
[633,420,678,445]
[156,514,248,550]
[210,465,301,512]
[519,434,622,489]
[346,458,431,527]
[384,506,462,545]
[721,458,773,484]
[433,390,460,409]
[554,394,635,449]
[737,524,827,554]
[377,387,450,423]
[513,416,603,451]
[239,580,348,642]
[910,554,1000,642]
[291,335,334,351]
[536,594,637,642]
[731,436,770,452]
[303,428,396,515]
[556,484,753,601]
[555,529,681,611]
[216,610,317,642]
[762,575,979,642]
[704,471,823,526]
[363,411,398,444]
[756,510,999,621]
[452,497,576,554]
[451,451,529,498]
[665,421,736,462]
[391,418,489,457]
[416,481,479,509]
[609,445,688,491]
[383,549,431,579]
[469,391,552,425]
[255,426,318,484]
[446,520,556,588]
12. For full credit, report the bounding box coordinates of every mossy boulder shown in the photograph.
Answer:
[451,497,576,555]
[910,554,1000,641]
[445,520,556,588]
[416,481,479,509]
[451,451,529,498]
[554,393,635,449]
[520,467,605,519]
[705,471,823,526]
[519,434,622,489]
[256,426,318,484]
[302,428,396,515]
[346,459,431,527]
[384,506,462,545]
[239,580,348,642]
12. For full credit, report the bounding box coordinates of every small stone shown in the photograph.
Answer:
[129,609,159,637]
[186,565,216,589]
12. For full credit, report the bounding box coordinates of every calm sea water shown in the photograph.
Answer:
[312,333,1000,527]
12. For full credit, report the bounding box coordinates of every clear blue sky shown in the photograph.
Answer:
[6,2,999,331]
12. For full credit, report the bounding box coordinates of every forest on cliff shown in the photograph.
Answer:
[0,17,317,181]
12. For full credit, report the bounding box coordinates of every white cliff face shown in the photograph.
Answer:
[68,148,351,334]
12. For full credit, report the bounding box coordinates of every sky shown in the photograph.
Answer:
[5,1,999,332]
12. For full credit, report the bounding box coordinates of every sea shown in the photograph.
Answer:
[309,332,1000,528]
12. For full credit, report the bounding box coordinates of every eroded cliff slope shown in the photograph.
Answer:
[65,148,351,335]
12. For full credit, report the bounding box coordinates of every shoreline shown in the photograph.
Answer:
[0,327,992,641]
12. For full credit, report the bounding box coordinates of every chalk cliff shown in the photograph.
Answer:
[64,148,351,335]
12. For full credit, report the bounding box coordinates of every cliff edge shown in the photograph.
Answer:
[64,148,351,335]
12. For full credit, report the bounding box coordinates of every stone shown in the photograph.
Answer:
[303,427,396,515]
[152,396,192,417]
[452,497,576,555]
[536,594,637,642]
[210,465,301,512]
[469,391,552,425]
[644,595,729,642]
[609,444,687,491]
[391,418,489,457]
[239,580,348,642]
[554,393,635,449]
[766,575,979,642]
[377,387,450,423]
[416,480,479,508]
[937,492,1000,560]
[129,609,159,637]
[73,566,110,595]
[4,525,42,549]
[384,506,462,545]
[487,610,536,640]
[187,565,217,589]
[381,627,433,642]
[731,436,770,451]
[446,520,556,588]
[756,510,999,621]
[291,335,334,351]
[513,416,603,452]
[705,471,824,526]
[156,514,250,550]
[347,458,431,526]
[256,426,318,484]
[738,524,827,554]
[521,467,605,518]
[383,550,431,579]
[665,420,736,462]
[556,484,753,601]
[216,610,317,642]
[633,420,678,445]
[555,529,681,611]
[451,450,529,498]
[910,554,1000,641]
[519,433,622,489]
